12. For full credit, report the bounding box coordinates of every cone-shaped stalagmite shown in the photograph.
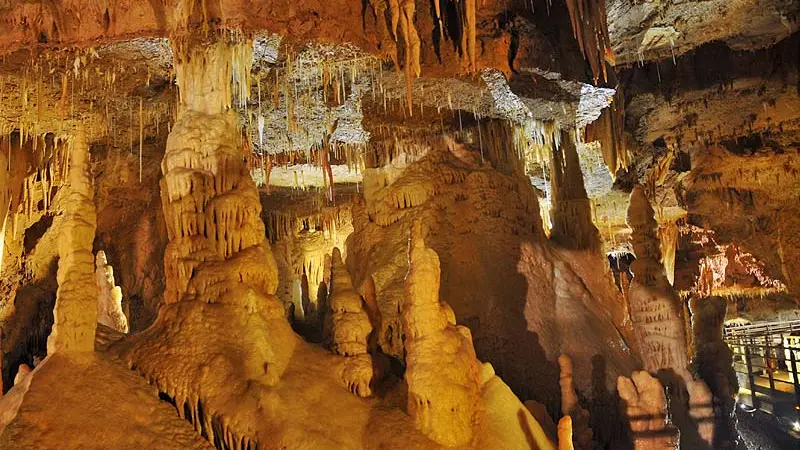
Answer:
[329,247,377,397]
[47,128,98,354]
[95,250,128,334]
[402,221,481,447]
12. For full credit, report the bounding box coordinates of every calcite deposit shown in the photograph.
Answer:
[0,0,795,448]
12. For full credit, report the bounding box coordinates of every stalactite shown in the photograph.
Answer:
[549,130,601,252]
[658,221,678,286]
[465,0,477,72]
[398,0,421,116]
[564,0,614,84]
[584,88,627,179]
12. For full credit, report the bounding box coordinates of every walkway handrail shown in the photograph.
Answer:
[724,319,800,338]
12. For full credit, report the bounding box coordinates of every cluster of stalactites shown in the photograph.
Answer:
[46,128,98,354]
[584,89,628,179]
[565,0,615,84]
[549,130,601,252]
[367,0,477,115]
[174,39,253,115]
[402,220,481,447]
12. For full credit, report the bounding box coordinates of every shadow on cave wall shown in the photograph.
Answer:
[1,257,58,392]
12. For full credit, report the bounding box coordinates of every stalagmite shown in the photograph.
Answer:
[558,355,592,449]
[557,416,575,450]
[329,248,373,357]
[47,128,98,355]
[402,221,481,447]
[328,247,376,397]
[119,37,297,443]
[626,185,689,378]
[95,250,128,334]
[617,371,678,450]
[549,130,601,252]
[689,296,738,448]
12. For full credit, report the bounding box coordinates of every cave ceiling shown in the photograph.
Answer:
[0,0,796,283]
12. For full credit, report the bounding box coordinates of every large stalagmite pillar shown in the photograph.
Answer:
[47,129,98,354]
[120,38,296,441]
[549,131,601,252]
[402,221,481,447]
[162,41,279,306]
[626,185,689,377]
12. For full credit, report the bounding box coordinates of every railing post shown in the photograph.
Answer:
[745,338,759,410]
[789,339,800,409]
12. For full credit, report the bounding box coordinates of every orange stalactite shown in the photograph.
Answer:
[565,0,614,84]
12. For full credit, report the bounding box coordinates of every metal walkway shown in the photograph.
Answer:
[724,319,800,436]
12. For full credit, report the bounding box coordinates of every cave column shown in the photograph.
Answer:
[626,185,689,377]
[161,39,280,305]
[46,127,98,354]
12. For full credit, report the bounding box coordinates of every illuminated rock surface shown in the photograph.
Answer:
[0,1,795,449]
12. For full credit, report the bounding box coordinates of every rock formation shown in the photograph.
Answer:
[558,354,592,449]
[328,247,373,356]
[328,247,377,397]
[46,129,98,355]
[689,296,738,449]
[118,38,297,442]
[617,371,679,450]
[95,250,128,334]
[0,0,794,448]
[549,131,601,253]
[626,185,689,378]
[402,221,481,447]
